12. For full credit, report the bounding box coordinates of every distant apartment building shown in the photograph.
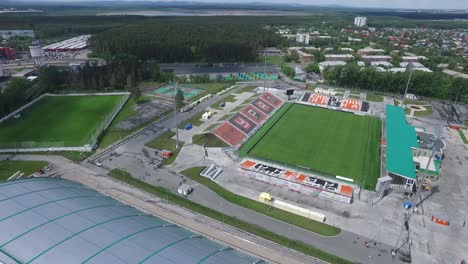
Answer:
[0,30,34,39]
[296,33,310,44]
[401,56,427,62]
[357,47,385,55]
[324,54,354,61]
[258,47,281,56]
[319,61,347,72]
[288,47,315,63]
[362,55,392,62]
[354,16,367,27]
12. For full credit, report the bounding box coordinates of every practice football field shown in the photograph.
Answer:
[0,95,126,148]
[243,103,381,189]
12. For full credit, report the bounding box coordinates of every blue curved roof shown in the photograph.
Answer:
[0,178,262,264]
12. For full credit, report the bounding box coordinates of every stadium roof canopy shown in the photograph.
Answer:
[385,105,418,180]
[0,178,262,264]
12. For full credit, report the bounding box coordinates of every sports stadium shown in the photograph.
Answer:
[0,178,262,264]
[213,91,382,203]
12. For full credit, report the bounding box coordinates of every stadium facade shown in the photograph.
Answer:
[0,178,262,264]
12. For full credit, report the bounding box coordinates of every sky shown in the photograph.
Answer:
[23,0,468,10]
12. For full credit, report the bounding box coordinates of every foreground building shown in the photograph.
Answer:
[0,178,262,264]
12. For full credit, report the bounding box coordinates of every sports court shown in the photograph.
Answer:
[151,84,204,100]
[241,103,382,189]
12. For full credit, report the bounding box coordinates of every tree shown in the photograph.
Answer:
[281,65,295,79]
[305,63,320,74]
[175,89,185,109]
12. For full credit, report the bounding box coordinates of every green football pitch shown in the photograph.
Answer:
[241,103,382,189]
[0,95,126,148]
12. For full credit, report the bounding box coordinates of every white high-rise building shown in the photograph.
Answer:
[296,33,310,44]
[354,16,367,27]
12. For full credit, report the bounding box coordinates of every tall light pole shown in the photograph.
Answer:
[174,82,180,149]
[402,62,414,109]
[263,47,267,91]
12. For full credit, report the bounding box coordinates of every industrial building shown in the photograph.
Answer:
[42,35,91,52]
[354,16,367,27]
[0,178,262,264]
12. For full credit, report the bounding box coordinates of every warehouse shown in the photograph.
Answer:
[0,178,262,264]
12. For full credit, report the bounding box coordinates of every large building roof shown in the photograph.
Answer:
[385,105,418,179]
[0,178,262,264]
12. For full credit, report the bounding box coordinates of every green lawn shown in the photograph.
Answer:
[108,168,350,264]
[192,133,229,147]
[403,98,427,105]
[181,167,340,236]
[0,95,126,148]
[204,123,220,132]
[349,94,360,99]
[145,131,183,165]
[257,55,284,65]
[210,95,237,110]
[217,114,231,122]
[242,103,381,189]
[366,94,384,102]
[413,106,433,117]
[0,160,48,181]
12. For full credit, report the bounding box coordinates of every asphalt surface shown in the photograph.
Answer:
[83,85,400,264]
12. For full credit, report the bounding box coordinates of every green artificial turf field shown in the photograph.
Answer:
[0,95,126,148]
[243,103,381,189]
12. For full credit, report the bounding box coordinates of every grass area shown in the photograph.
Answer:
[108,169,351,264]
[394,99,400,106]
[235,86,257,94]
[188,82,234,102]
[145,131,183,165]
[178,112,205,129]
[231,105,245,112]
[257,55,284,65]
[204,123,220,132]
[403,98,428,105]
[349,94,360,99]
[366,94,384,102]
[192,133,229,147]
[210,95,237,110]
[0,95,126,148]
[334,92,343,97]
[241,103,381,189]
[218,114,231,122]
[413,106,433,117]
[181,167,340,236]
[458,129,468,144]
[0,160,48,181]
[464,120,468,126]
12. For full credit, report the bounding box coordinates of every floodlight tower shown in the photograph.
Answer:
[173,82,180,149]
[402,62,414,109]
[29,41,45,67]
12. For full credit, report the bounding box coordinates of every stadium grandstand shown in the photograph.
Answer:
[42,35,91,52]
[0,178,262,264]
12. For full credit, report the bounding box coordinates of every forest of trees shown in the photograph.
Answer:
[90,22,284,63]
[323,64,468,101]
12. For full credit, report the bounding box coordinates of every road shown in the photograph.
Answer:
[80,85,400,264]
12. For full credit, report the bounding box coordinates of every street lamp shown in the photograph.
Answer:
[173,81,180,149]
